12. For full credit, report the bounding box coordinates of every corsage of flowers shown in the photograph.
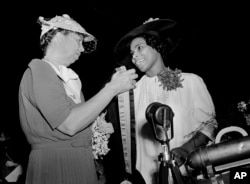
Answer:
[237,99,250,126]
[92,112,114,159]
[157,67,184,91]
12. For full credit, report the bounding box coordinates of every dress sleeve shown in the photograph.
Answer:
[191,74,218,140]
[30,61,71,129]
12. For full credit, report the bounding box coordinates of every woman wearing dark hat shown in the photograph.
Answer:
[18,14,138,184]
[108,18,218,184]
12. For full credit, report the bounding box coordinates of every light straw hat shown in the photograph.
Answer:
[38,14,95,42]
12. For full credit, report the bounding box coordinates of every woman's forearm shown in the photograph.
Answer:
[58,83,116,136]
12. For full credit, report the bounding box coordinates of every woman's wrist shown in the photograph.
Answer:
[104,82,118,97]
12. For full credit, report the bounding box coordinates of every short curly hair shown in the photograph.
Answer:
[138,33,173,63]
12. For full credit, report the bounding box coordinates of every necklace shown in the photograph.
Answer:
[157,67,184,91]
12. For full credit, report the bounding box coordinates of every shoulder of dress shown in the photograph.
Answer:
[179,73,205,90]
[29,58,46,67]
[135,75,145,85]
[29,59,53,71]
[28,59,58,81]
[181,72,196,77]
[181,72,203,81]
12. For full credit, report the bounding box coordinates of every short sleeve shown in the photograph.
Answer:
[30,61,71,129]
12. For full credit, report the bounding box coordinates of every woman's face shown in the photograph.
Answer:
[60,32,84,66]
[130,37,161,74]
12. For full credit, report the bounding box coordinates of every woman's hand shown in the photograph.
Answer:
[107,67,138,95]
[171,147,189,166]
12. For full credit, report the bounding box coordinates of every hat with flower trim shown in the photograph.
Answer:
[38,14,95,42]
[113,18,182,68]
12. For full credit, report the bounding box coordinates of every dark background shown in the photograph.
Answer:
[1,0,249,180]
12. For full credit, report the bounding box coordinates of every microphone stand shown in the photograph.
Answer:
[149,106,184,184]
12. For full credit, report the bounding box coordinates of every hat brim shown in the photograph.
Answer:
[113,19,181,68]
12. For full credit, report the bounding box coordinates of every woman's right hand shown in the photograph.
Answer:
[107,68,138,95]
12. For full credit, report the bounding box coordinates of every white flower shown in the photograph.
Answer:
[92,112,114,159]
[237,100,250,112]
[237,99,250,126]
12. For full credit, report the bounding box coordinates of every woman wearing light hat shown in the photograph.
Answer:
[108,18,218,184]
[18,14,138,184]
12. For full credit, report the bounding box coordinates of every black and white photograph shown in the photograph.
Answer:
[1,1,249,184]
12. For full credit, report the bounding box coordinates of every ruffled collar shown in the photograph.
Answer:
[58,65,79,83]
[43,59,82,104]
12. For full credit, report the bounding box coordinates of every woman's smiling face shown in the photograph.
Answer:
[130,37,161,74]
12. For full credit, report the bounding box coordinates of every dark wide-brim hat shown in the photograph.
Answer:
[113,18,182,68]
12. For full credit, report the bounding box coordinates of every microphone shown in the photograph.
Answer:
[145,103,185,183]
[145,102,174,142]
[146,102,174,127]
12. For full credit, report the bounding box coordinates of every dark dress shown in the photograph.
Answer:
[19,59,99,184]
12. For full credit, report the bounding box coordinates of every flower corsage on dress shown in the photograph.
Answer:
[92,112,114,159]
[92,112,114,180]
[157,67,184,91]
